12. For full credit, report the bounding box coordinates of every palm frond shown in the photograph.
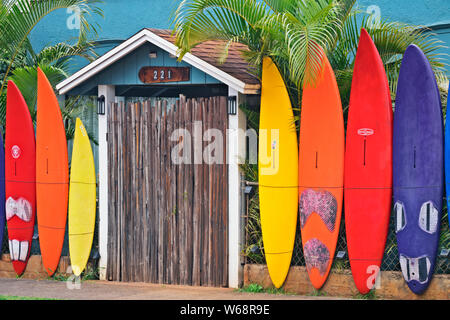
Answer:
[0,0,103,97]
[33,41,98,69]
[173,0,269,58]
[8,64,68,119]
[271,0,343,86]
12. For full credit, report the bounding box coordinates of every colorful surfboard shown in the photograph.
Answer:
[0,129,5,255]
[344,29,393,294]
[445,82,450,225]
[36,68,69,276]
[259,57,298,288]
[298,50,345,289]
[69,118,96,276]
[394,44,443,295]
[5,81,36,275]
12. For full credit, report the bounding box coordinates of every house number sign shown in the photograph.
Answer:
[139,67,190,84]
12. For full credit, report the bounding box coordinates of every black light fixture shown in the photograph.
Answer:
[97,95,106,115]
[227,95,237,115]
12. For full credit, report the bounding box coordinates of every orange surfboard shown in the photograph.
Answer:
[298,52,345,289]
[36,68,69,276]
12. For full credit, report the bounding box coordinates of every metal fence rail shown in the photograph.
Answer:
[243,185,450,275]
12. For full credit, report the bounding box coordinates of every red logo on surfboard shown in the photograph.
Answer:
[357,128,374,136]
[11,145,21,159]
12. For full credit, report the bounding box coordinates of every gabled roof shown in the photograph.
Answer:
[56,28,260,95]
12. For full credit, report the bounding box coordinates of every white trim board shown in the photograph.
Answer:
[56,29,260,95]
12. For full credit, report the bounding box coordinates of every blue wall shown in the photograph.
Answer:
[29,0,181,72]
[357,0,450,76]
[28,0,450,75]
[356,0,450,26]
[30,0,180,51]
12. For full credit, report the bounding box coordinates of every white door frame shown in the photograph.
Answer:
[97,85,115,280]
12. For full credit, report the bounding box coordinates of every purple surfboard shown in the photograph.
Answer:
[393,44,443,295]
[445,82,450,225]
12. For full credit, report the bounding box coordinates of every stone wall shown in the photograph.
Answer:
[244,264,449,300]
[0,254,71,280]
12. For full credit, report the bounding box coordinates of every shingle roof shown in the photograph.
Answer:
[147,29,260,88]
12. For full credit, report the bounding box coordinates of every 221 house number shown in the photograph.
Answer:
[139,66,190,84]
[153,69,172,80]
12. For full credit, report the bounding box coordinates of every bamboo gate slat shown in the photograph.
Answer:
[106,96,228,287]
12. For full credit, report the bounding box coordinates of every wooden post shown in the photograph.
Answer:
[98,85,115,281]
[227,88,247,288]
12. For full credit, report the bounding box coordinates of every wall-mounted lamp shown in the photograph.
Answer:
[149,51,158,59]
[227,95,237,115]
[97,95,106,115]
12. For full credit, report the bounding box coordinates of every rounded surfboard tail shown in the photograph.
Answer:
[69,118,97,277]
[259,57,298,288]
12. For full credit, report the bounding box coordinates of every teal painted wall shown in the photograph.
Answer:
[28,0,450,75]
[29,0,182,73]
[356,0,450,26]
[30,0,180,51]
[356,0,450,76]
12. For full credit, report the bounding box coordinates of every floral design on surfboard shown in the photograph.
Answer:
[303,238,330,276]
[299,189,337,232]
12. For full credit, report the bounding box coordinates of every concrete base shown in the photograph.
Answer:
[0,254,71,279]
[244,264,449,300]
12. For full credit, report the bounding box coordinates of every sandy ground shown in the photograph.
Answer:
[0,278,348,300]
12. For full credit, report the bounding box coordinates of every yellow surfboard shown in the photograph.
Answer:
[68,118,97,276]
[258,57,299,288]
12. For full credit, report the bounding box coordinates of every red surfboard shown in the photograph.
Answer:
[5,81,36,275]
[344,29,393,294]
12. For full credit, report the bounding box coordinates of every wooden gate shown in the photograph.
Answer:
[106,96,228,287]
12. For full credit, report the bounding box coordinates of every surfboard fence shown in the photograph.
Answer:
[106,96,228,286]
[243,185,450,275]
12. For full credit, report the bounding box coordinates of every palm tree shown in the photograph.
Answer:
[173,0,346,107]
[0,0,103,125]
[5,42,98,119]
[172,0,448,111]
[329,5,448,111]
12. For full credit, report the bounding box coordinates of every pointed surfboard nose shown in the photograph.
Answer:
[7,79,18,93]
[37,66,45,84]
[359,28,372,47]
[404,44,423,58]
